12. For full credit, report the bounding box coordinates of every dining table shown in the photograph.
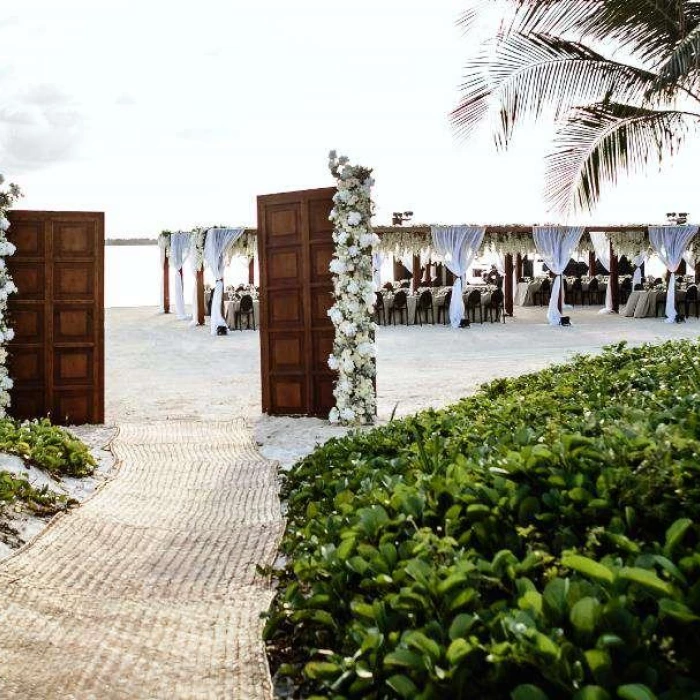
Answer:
[621,288,686,318]
[223,298,260,329]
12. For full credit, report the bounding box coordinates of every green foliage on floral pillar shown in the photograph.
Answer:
[0,175,21,417]
[326,151,379,426]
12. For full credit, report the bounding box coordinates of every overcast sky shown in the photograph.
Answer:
[1,0,698,236]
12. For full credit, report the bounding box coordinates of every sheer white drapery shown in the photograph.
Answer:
[204,227,245,335]
[533,226,585,325]
[372,253,384,290]
[431,226,486,327]
[589,232,614,314]
[189,253,200,327]
[169,232,191,320]
[648,225,698,322]
[683,250,695,270]
[631,251,648,288]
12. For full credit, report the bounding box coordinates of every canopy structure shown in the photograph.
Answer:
[159,223,700,326]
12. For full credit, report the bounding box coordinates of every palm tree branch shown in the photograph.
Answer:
[545,103,700,213]
[452,32,659,144]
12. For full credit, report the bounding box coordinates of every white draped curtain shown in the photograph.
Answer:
[648,225,698,322]
[589,232,614,314]
[533,226,585,325]
[372,253,384,289]
[169,232,191,320]
[431,226,486,327]
[631,251,648,288]
[189,250,200,327]
[204,227,245,335]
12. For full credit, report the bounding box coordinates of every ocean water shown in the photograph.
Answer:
[105,245,254,308]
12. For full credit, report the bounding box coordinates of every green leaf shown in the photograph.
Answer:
[446,638,473,665]
[562,554,614,584]
[618,567,675,598]
[664,518,693,555]
[386,674,420,699]
[449,613,476,640]
[570,597,601,634]
[304,661,341,680]
[404,631,442,661]
[384,648,425,670]
[658,598,700,623]
[512,684,550,700]
[617,684,657,700]
[574,687,611,700]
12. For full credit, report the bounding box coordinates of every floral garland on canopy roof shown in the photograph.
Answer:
[0,176,21,416]
[606,230,650,259]
[327,151,379,426]
[226,229,257,262]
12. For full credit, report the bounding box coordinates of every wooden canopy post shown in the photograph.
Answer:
[163,256,170,313]
[249,257,255,285]
[412,255,421,292]
[504,253,514,316]
[588,251,597,277]
[609,242,620,312]
[515,253,523,281]
[695,260,700,283]
[196,269,205,325]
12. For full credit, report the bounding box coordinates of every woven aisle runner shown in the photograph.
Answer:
[0,420,283,699]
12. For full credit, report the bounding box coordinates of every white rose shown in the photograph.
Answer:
[329,407,340,423]
[329,259,346,275]
[0,218,9,232]
[342,357,354,372]
[4,328,13,341]
[328,308,343,325]
[336,231,348,245]
[347,212,362,227]
[346,280,359,295]
[348,245,359,257]
[340,407,356,422]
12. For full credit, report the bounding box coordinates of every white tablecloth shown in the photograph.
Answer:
[224,299,260,328]
[621,289,685,318]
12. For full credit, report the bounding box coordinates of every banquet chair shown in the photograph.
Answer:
[374,292,386,326]
[586,277,601,305]
[618,278,631,305]
[533,278,551,306]
[466,290,484,323]
[390,290,409,325]
[436,290,452,325]
[414,290,434,326]
[486,288,505,323]
[570,278,583,307]
[655,292,667,317]
[634,283,644,291]
[685,285,699,318]
[234,294,256,330]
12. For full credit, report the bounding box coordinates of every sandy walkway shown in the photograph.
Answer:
[0,420,283,699]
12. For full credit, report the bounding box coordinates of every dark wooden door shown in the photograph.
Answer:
[258,188,336,416]
[6,211,105,425]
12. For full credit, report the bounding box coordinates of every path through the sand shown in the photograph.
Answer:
[0,420,283,699]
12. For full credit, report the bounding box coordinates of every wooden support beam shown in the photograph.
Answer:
[412,255,421,292]
[392,258,403,282]
[445,266,454,286]
[196,269,205,325]
[609,242,620,312]
[163,257,170,313]
[695,260,700,283]
[249,258,255,285]
[504,253,514,316]
[515,253,523,281]
[588,251,596,277]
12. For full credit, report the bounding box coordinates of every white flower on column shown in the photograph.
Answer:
[0,217,9,232]
[347,212,362,227]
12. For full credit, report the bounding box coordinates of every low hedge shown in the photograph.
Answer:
[265,340,700,700]
[0,418,96,478]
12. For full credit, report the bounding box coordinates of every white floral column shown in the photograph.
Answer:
[327,151,379,426]
[0,176,21,415]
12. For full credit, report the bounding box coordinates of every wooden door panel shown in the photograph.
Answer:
[54,307,95,343]
[258,188,337,416]
[54,221,96,257]
[9,222,44,257]
[7,348,44,384]
[9,307,44,343]
[7,210,104,425]
[11,263,45,300]
[54,263,94,299]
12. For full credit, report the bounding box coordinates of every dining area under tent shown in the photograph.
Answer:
[158,223,700,331]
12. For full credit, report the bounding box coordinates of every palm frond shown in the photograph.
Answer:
[656,24,700,91]
[545,102,698,213]
[451,32,658,144]
[509,0,693,65]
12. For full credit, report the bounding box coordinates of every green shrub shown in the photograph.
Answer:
[265,340,700,699]
[0,470,72,515]
[0,418,96,477]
